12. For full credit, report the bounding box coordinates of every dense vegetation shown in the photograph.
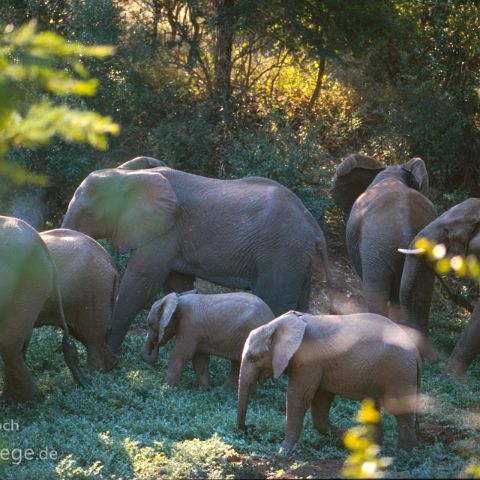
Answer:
[1,0,479,223]
[0,1,479,478]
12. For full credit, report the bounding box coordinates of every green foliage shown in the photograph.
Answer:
[0,318,478,479]
[0,21,118,185]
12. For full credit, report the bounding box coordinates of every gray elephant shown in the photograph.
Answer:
[117,156,166,170]
[331,154,436,322]
[237,311,421,451]
[141,291,275,389]
[62,164,332,352]
[399,197,480,376]
[0,216,82,403]
[36,229,118,372]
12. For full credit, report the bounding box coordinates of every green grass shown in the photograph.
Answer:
[0,309,479,479]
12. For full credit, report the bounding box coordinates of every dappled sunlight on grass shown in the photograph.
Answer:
[0,314,478,478]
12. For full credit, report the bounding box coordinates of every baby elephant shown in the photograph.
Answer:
[141,291,275,389]
[36,229,118,372]
[237,311,421,451]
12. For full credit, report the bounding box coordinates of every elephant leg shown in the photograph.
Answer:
[395,413,417,450]
[70,311,118,373]
[166,339,194,387]
[254,269,309,316]
[373,401,383,445]
[281,372,319,450]
[362,264,391,317]
[21,333,32,360]
[192,353,210,388]
[163,272,195,294]
[311,390,336,435]
[1,349,34,404]
[223,360,240,391]
[446,300,480,377]
[298,277,312,313]
[107,238,178,352]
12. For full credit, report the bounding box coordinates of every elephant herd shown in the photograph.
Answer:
[1,154,479,452]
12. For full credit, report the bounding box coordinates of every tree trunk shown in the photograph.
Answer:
[214,0,236,123]
[306,57,326,112]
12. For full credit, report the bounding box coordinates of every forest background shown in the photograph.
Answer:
[1,0,479,226]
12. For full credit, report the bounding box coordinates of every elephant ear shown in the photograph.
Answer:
[402,158,429,197]
[152,293,180,343]
[271,312,307,379]
[117,156,166,170]
[331,154,385,215]
[111,170,180,251]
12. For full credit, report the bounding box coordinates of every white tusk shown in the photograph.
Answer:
[398,247,426,255]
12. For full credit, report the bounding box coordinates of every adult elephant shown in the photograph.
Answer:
[62,165,332,352]
[0,216,83,403]
[399,198,480,376]
[331,154,436,323]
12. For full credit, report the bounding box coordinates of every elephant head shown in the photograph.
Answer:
[399,198,480,343]
[62,169,180,253]
[117,156,166,170]
[331,154,385,215]
[331,154,430,216]
[237,312,307,430]
[141,293,180,365]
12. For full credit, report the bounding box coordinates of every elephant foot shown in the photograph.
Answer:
[87,346,119,373]
[2,385,34,404]
[280,439,298,452]
[397,438,417,451]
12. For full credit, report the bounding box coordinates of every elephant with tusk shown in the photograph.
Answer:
[399,197,480,377]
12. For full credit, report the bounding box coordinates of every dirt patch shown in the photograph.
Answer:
[227,454,344,479]
[419,421,479,445]
[280,458,344,479]
[310,254,365,316]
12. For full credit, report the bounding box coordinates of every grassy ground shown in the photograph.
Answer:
[0,296,479,479]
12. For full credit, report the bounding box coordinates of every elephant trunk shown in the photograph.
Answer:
[141,331,160,365]
[445,300,480,377]
[237,361,258,430]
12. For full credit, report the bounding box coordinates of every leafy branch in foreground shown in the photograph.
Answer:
[0,21,119,185]
[412,236,480,478]
[341,399,391,479]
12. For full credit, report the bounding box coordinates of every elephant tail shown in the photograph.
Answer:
[52,264,88,387]
[315,234,333,287]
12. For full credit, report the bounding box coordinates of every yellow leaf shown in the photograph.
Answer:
[357,399,381,424]
[414,237,431,252]
[451,256,467,276]
[435,258,451,274]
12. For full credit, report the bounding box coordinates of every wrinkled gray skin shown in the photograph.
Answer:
[400,198,480,377]
[62,162,332,352]
[0,216,81,403]
[141,291,275,389]
[331,154,436,327]
[37,229,118,372]
[238,311,421,451]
